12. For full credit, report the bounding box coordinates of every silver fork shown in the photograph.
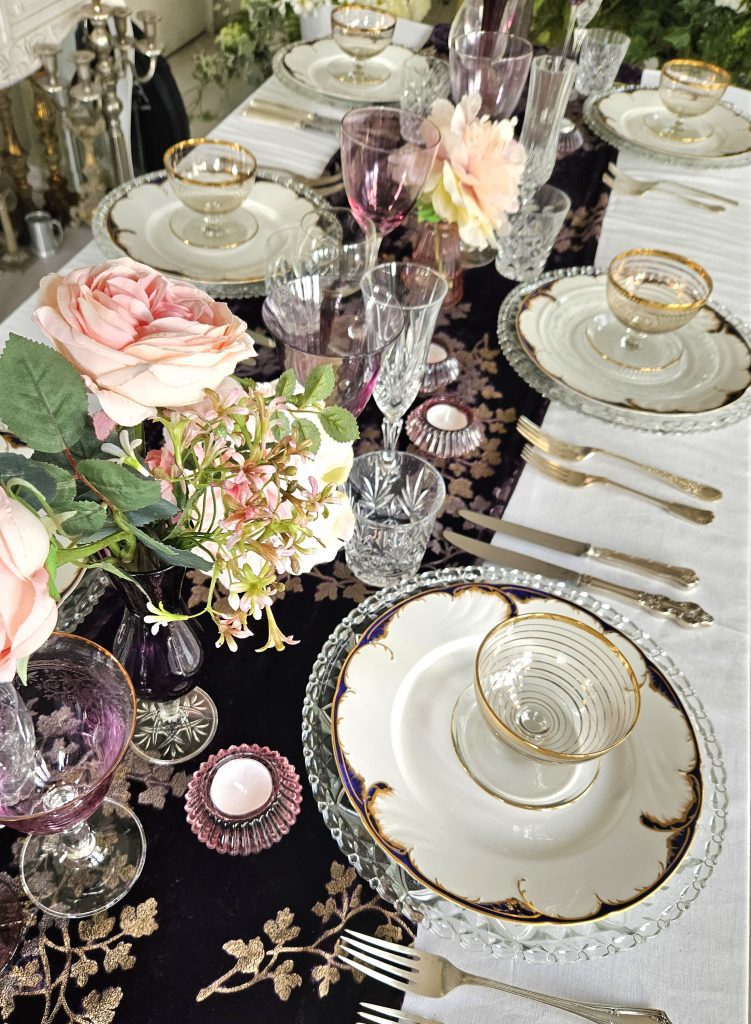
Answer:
[357,1003,437,1024]
[517,415,722,501]
[602,172,726,213]
[521,446,714,524]
[340,931,672,1024]
[607,162,738,207]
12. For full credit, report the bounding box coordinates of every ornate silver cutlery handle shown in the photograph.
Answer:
[605,453,722,502]
[580,575,713,627]
[587,548,699,588]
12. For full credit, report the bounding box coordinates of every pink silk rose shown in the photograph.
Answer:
[33,258,254,426]
[0,491,57,682]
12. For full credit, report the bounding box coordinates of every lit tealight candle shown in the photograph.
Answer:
[210,757,273,817]
[426,401,469,432]
[427,342,448,365]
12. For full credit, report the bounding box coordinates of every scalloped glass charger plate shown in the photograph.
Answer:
[272,38,413,107]
[302,566,726,963]
[498,267,751,433]
[92,170,331,299]
[584,87,751,168]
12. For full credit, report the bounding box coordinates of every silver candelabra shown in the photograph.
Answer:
[36,2,162,200]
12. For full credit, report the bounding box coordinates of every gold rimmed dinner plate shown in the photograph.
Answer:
[584,85,751,168]
[331,582,702,926]
[92,169,332,300]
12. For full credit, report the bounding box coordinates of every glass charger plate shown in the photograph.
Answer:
[92,170,332,300]
[498,267,751,433]
[583,86,751,169]
[302,566,726,964]
[272,38,413,108]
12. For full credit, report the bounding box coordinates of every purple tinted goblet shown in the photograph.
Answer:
[110,565,214,766]
[341,106,441,241]
[0,633,146,919]
[262,274,405,417]
[449,32,532,118]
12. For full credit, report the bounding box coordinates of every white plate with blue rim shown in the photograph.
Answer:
[332,582,702,925]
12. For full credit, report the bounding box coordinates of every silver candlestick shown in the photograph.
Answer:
[36,4,162,189]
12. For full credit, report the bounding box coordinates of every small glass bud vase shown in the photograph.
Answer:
[413,221,464,309]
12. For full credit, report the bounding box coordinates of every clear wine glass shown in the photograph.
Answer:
[262,274,405,417]
[645,59,731,144]
[451,613,640,808]
[360,262,448,456]
[562,0,604,59]
[586,248,713,372]
[164,138,257,249]
[449,31,533,118]
[0,633,146,919]
[298,206,379,297]
[330,4,396,87]
[341,107,441,244]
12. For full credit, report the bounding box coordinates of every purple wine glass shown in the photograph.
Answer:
[449,31,532,118]
[262,274,405,417]
[0,633,146,919]
[341,106,441,241]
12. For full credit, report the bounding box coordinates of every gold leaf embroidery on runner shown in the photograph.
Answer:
[0,884,158,1024]
[196,860,415,1004]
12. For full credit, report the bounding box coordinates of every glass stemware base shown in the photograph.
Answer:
[586,314,684,372]
[643,111,713,144]
[451,685,599,808]
[169,208,259,249]
[329,58,390,86]
[132,689,218,765]
[20,799,146,919]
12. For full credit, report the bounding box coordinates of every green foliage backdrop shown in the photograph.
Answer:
[531,0,751,88]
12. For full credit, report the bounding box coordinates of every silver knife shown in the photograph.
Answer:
[243,99,341,134]
[460,510,699,589]
[444,530,713,628]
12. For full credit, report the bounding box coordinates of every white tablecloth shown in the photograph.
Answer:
[406,76,751,1024]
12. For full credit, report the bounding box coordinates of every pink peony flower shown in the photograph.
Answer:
[0,491,57,681]
[33,257,254,426]
[423,95,526,248]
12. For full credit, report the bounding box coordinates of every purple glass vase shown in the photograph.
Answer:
[110,566,217,766]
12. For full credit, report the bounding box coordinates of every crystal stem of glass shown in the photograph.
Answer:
[519,55,577,194]
[360,262,448,456]
[0,634,146,919]
[586,319,685,372]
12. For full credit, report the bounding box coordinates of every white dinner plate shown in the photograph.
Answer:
[332,583,701,925]
[498,267,751,433]
[92,170,330,300]
[272,38,413,107]
[584,86,751,168]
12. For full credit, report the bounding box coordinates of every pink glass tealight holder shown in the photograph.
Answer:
[420,341,461,394]
[185,744,302,855]
[406,395,484,459]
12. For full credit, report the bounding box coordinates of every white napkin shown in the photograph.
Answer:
[215,78,343,181]
[404,77,751,1024]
